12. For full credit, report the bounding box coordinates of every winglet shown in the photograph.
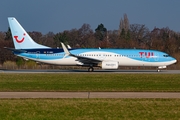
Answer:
[67,45,71,49]
[61,42,71,58]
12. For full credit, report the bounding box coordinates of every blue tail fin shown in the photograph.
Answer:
[8,17,49,49]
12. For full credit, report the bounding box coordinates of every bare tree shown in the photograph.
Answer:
[78,24,94,47]
[124,14,129,33]
[130,24,150,48]
[119,13,130,34]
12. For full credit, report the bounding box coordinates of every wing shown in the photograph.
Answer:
[73,55,102,64]
[61,43,102,65]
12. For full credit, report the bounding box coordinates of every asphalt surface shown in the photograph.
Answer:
[0,69,180,74]
[0,92,180,98]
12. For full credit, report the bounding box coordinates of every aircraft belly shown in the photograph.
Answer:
[39,58,77,65]
[117,57,174,67]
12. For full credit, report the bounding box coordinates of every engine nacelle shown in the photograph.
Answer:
[158,66,167,69]
[101,61,119,69]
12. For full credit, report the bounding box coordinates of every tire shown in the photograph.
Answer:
[88,67,94,72]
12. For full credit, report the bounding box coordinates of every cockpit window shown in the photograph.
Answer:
[163,55,169,57]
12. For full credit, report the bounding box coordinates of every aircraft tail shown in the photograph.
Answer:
[8,17,49,49]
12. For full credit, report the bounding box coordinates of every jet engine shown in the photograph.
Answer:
[101,61,119,69]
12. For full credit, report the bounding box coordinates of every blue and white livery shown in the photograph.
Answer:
[7,17,177,72]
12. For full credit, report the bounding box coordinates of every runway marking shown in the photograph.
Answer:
[0,92,180,98]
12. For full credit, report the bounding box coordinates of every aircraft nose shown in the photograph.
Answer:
[172,57,177,64]
[174,59,177,64]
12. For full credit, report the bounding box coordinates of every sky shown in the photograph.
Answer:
[0,0,180,34]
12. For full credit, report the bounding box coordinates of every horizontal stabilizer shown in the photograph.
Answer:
[4,47,26,52]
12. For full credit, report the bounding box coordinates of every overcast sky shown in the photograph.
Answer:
[0,0,180,34]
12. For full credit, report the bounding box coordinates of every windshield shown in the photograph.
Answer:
[163,54,170,57]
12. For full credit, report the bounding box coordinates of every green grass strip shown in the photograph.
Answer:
[0,73,180,92]
[0,99,180,120]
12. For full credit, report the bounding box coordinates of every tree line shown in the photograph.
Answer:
[0,14,180,68]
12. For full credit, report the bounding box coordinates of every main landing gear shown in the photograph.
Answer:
[88,67,94,72]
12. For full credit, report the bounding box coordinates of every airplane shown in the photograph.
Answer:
[6,17,177,72]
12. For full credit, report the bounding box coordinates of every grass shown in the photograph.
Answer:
[0,98,180,120]
[0,73,180,119]
[0,73,180,92]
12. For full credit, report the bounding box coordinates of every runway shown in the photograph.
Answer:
[0,92,180,98]
[0,69,180,74]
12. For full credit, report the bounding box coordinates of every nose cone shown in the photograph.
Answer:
[173,59,177,64]
[174,59,177,64]
[171,57,177,64]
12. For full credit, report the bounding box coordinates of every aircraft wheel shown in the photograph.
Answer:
[157,69,161,72]
[88,67,94,72]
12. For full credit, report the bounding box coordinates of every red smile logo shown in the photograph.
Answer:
[14,33,26,43]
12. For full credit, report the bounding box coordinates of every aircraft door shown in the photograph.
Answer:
[154,52,159,61]
[98,53,106,60]
[36,51,40,59]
